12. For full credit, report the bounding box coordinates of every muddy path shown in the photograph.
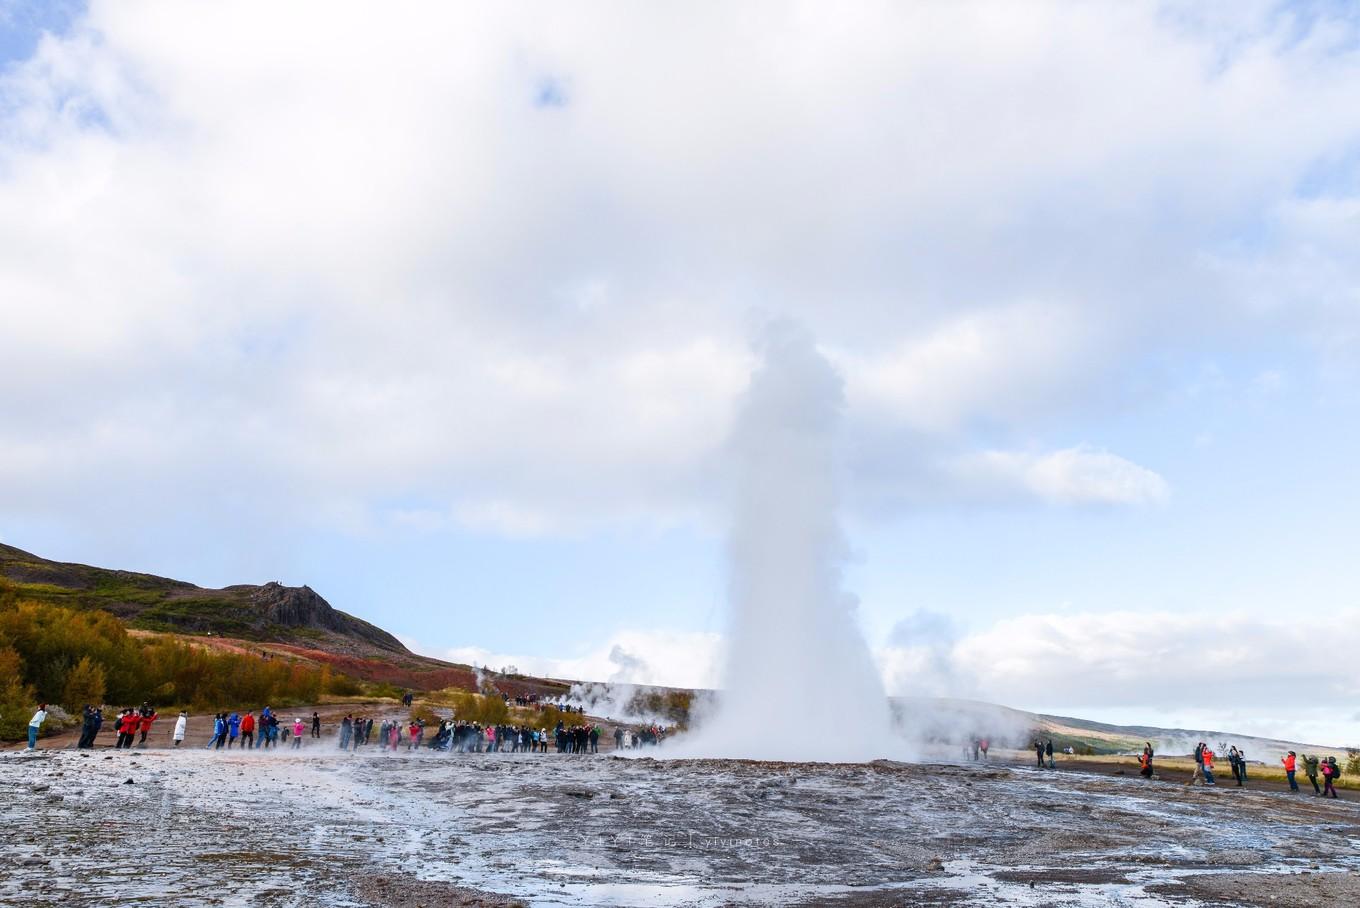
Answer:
[3,749,1359,907]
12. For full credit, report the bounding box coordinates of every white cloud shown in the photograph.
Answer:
[0,0,1357,545]
[950,445,1170,506]
[880,609,1360,745]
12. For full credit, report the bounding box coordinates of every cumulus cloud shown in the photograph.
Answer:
[0,1,1358,552]
[950,445,1170,506]
[880,609,1360,745]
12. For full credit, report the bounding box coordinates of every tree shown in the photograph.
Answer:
[62,655,106,711]
[0,646,37,740]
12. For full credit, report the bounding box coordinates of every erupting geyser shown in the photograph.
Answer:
[689,322,895,761]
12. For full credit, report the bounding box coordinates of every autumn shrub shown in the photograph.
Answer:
[0,597,358,739]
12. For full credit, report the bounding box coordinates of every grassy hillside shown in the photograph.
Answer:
[0,543,402,655]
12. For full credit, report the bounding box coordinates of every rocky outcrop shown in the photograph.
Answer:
[244,581,405,652]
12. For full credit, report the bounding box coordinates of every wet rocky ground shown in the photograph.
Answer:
[3,747,1359,906]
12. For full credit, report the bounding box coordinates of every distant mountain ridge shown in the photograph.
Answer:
[0,542,405,656]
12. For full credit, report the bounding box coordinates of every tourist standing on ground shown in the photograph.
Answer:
[1139,743,1154,778]
[1045,740,1055,769]
[1201,747,1216,785]
[213,713,227,749]
[1228,747,1242,786]
[1034,740,1044,768]
[293,718,305,748]
[120,710,141,749]
[1303,754,1321,795]
[339,714,352,749]
[138,708,158,747]
[239,711,254,748]
[173,712,187,747]
[78,705,102,749]
[1282,751,1299,791]
[25,703,47,751]
[1321,757,1340,799]
[227,712,240,748]
[311,712,321,739]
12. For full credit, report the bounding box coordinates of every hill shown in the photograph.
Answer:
[0,542,577,698]
[0,542,403,656]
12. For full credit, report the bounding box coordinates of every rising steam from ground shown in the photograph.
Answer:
[676,323,899,761]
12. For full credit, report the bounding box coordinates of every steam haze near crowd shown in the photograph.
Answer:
[680,324,896,762]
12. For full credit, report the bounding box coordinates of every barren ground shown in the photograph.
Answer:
[3,742,1359,907]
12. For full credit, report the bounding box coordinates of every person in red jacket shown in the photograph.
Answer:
[240,711,256,749]
[1281,751,1299,791]
[117,710,140,749]
[137,710,158,747]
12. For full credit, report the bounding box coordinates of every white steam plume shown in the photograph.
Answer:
[681,322,897,761]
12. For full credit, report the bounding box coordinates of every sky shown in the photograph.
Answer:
[2,1,1359,746]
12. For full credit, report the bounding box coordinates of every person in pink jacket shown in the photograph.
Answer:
[292,718,305,748]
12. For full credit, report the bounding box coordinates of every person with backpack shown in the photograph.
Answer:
[1321,756,1341,799]
[1302,754,1322,795]
[1228,747,1244,786]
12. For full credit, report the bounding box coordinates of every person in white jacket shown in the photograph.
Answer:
[27,704,48,751]
[173,712,187,747]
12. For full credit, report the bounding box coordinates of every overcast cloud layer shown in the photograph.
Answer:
[3,1,1359,744]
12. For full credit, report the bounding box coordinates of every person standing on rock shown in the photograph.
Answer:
[25,703,47,751]
[173,712,187,747]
